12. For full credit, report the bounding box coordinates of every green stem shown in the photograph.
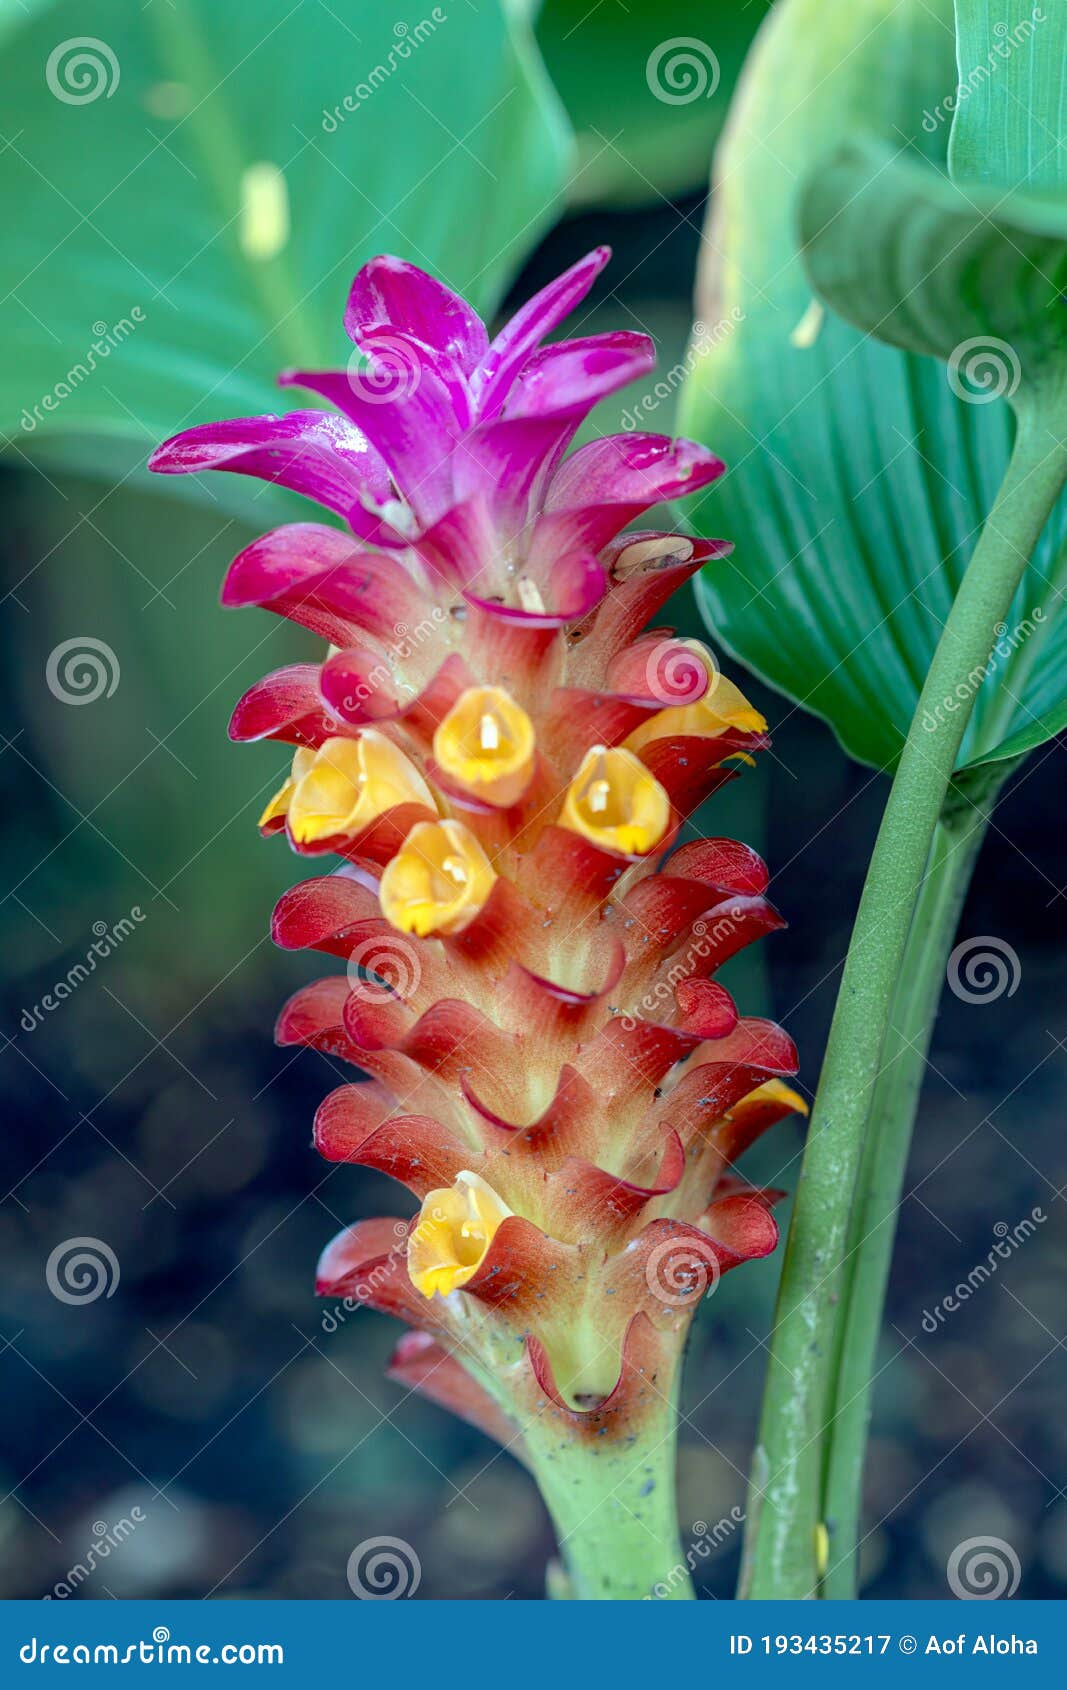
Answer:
[743,401,1067,1599]
[526,1378,694,1600]
[819,794,998,1597]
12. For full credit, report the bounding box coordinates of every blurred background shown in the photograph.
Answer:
[2,0,1065,1601]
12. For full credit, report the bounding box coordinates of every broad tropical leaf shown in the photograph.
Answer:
[679,0,1067,776]
[2,0,572,492]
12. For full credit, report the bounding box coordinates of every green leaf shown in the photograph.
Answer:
[2,0,572,484]
[799,142,1067,379]
[949,1,1067,192]
[679,0,1067,774]
[535,0,769,206]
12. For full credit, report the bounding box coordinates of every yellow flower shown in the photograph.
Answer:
[259,732,434,844]
[625,640,767,755]
[433,685,535,808]
[559,745,670,856]
[380,818,497,936]
[734,1078,808,1118]
[408,1171,512,1298]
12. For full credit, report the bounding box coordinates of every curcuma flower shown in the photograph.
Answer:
[152,249,805,1600]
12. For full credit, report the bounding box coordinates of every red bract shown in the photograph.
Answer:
[152,249,804,1591]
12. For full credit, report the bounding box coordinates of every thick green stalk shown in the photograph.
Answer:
[743,402,1067,1598]
[527,1380,694,1600]
[819,794,998,1597]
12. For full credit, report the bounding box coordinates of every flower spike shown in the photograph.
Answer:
[156,248,801,1601]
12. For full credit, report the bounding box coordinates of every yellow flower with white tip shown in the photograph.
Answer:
[408,1171,512,1298]
[625,640,767,755]
[259,731,434,845]
[559,744,670,856]
[433,685,535,808]
[380,818,497,936]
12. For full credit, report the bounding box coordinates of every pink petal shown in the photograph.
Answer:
[280,344,465,528]
[149,412,397,543]
[534,434,726,558]
[504,332,655,422]
[475,246,611,415]
[222,523,424,645]
[345,255,488,375]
